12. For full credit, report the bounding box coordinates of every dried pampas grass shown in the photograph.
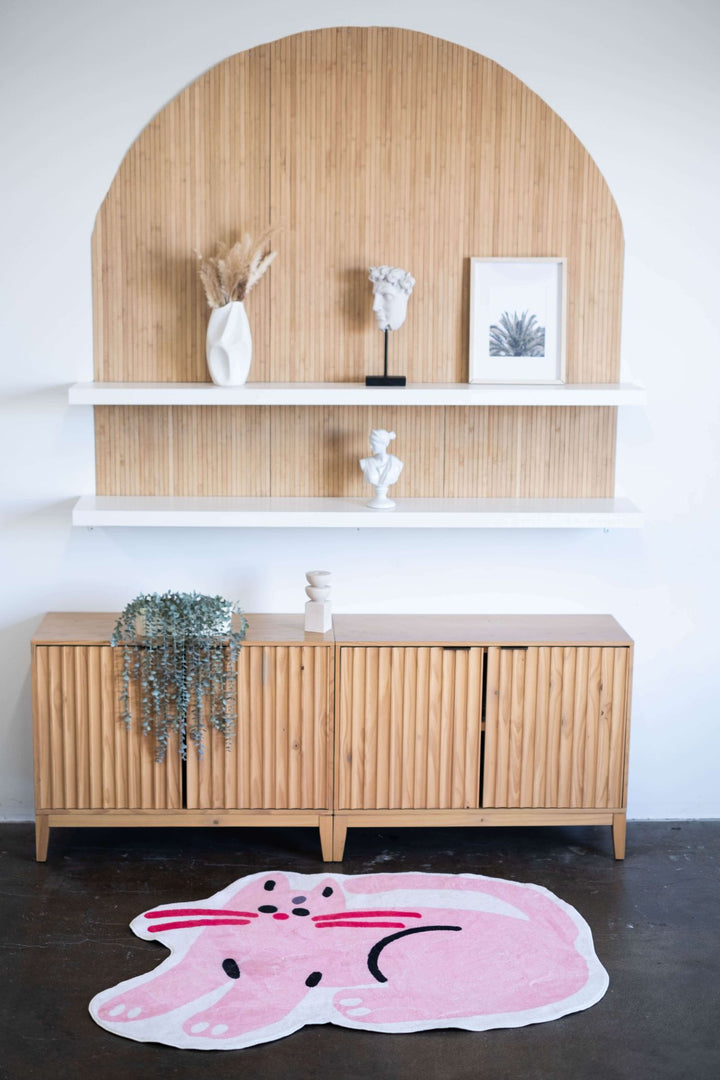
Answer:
[197,230,277,308]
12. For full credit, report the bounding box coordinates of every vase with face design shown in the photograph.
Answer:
[206,301,252,387]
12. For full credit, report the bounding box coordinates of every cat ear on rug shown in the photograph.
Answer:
[89,870,609,1051]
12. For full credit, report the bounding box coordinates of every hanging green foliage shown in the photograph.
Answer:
[110,592,248,762]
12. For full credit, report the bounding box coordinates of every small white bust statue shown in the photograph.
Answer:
[369,266,416,332]
[359,429,404,510]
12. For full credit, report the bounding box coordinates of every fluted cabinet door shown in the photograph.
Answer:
[33,646,181,810]
[337,646,484,810]
[483,646,630,809]
[185,645,334,810]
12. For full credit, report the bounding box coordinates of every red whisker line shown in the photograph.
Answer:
[315,921,407,929]
[312,910,422,921]
[147,918,252,932]
[144,909,258,920]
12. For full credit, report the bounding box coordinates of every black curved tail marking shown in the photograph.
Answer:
[367,925,462,983]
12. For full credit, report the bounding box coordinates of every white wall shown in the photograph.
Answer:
[1,0,719,820]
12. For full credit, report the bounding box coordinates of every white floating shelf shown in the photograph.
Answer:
[72,496,643,529]
[69,381,646,407]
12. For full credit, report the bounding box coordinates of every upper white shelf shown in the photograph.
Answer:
[68,381,646,407]
[72,496,643,529]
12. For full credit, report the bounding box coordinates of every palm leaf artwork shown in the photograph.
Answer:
[489,310,545,357]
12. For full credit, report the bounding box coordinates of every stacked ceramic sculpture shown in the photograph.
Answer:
[304,570,332,633]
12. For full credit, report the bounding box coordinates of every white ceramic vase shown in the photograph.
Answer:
[206,301,252,387]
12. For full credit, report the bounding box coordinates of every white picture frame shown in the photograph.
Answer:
[469,257,567,384]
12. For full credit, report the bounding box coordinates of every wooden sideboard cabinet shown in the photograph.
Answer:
[330,615,633,861]
[31,614,334,861]
[32,613,632,863]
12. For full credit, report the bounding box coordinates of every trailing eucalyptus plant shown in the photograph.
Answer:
[110,592,248,762]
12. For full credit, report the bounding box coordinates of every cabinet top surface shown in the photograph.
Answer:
[332,614,632,645]
[32,613,333,646]
[33,612,632,646]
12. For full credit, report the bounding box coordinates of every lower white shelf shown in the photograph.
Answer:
[72,496,643,529]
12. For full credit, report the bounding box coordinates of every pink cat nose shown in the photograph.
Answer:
[272,913,290,920]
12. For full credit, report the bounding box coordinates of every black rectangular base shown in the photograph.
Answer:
[365,375,407,387]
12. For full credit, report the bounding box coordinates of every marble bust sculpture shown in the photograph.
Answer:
[359,429,404,509]
[369,266,416,332]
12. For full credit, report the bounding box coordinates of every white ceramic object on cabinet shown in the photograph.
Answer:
[305,570,332,632]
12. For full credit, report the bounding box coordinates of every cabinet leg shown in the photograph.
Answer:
[35,816,50,862]
[612,813,626,860]
[318,817,333,862]
[332,819,348,862]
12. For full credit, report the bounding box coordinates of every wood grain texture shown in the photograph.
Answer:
[93,46,271,383]
[444,407,616,497]
[483,645,630,809]
[186,645,333,810]
[332,613,632,647]
[33,646,180,810]
[31,612,335,646]
[95,406,271,496]
[271,406,445,496]
[336,645,483,810]
[91,27,624,500]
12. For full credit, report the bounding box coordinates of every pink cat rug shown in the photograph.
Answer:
[89,870,608,1049]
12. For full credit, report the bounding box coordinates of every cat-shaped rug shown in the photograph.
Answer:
[89,870,608,1049]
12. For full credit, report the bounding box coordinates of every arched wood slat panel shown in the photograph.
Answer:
[93,27,622,385]
[92,27,623,498]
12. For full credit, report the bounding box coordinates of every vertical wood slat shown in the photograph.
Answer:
[558,646,577,805]
[33,647,52,810]
[607,647,629,807]
[570,647,590,806]
[61,648,77,807]
[483,646,630,809]
[483,646,500,807]
[337,646,484,810]
[363,647,379,809]
[273,646,288,806]
[261,647,276,806]
[287,647,302,808]
[463,648,483,806]
[414,643,431,807]
[318,647,335,809]
[401,648,418,808]
[508,649,525,806]
[187,645,332,810]
[388,647,404,807]
[87,647,103,806]
[351,646,367,807]
[32,647,180,810]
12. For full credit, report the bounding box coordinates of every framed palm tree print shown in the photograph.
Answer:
[469,258,566,383]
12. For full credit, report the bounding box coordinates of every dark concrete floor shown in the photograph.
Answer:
[1,821,718,1080]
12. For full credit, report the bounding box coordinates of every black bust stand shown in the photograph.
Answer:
[365,329,406,387]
